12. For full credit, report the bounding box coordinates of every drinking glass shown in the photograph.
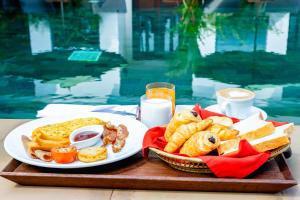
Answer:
[140,95,172,128]
[146,82,175,114]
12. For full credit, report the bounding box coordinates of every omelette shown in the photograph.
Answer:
[31,117,106,151]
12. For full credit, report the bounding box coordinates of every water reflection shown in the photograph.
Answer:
[92,0,133,61]
[29,15,53,55]
[34,68,120,102]
[0,0,300,123]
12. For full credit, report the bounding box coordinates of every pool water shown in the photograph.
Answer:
[0,0,300,123]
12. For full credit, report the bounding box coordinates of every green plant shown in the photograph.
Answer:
[167,0,273,77]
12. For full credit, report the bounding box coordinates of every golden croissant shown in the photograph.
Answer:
[164,119,212,153]
[208,124,239,141]
[180,131,220,157]
[208,116,233,127]
[164,110,202,142]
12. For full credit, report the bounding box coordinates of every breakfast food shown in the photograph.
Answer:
[32,117,105,140]
[102,122,118,145]
[51,146,77,164]
[233,116,275,141]
[164,110,202,141]
[35,137,70,151]
[164,119,213,153]
[218,123,294,155]
[179,131,220,157]
[278,123,294,135]
[102,123,130,153]
[208,116,233,127]
[32,117,106,151]
[22,135,52,162]
[161,108,294,158]
[208,124,239,141]
[77,146,107,163]
[21,117,129,164]
[112,124,129,153]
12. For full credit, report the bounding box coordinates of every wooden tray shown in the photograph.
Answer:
[1,153,297,193]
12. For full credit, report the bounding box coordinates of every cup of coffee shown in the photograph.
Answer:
[216,88,256,119]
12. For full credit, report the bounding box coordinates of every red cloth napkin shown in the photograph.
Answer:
[142,105,288,178]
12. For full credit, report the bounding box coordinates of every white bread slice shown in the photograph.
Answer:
[274,123,294,135]
[233,116,275,141]
[218,125,291,155]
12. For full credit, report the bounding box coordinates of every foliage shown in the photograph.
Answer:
[167,0,273,77]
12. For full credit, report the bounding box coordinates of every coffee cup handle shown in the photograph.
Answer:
[220,101,231,116]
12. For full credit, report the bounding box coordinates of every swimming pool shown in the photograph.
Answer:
[0,0,300,124]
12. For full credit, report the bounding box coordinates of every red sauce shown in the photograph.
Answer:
[74,131,99,142]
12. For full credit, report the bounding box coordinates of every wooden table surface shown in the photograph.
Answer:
[1,119,299,200]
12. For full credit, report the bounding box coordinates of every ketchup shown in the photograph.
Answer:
[74,131,99,142]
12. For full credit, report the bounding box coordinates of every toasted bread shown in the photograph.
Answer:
[233,116,275,141]
[218,125,291,155]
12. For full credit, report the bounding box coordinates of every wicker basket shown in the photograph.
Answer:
[150,145,290,173]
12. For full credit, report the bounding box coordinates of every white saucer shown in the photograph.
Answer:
[205,104,268,120]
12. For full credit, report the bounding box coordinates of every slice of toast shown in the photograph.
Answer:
[233,116,275,141]
[218,124,291,155]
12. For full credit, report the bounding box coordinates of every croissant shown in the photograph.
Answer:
[164,110,202,141]
[164,119,212,153]
[179,131,220,157]
[208,124,239,141]
[208,116,233,127]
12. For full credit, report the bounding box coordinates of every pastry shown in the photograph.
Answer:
[77,146,107,163]
[164,110,202,141]
[208,116,233,127]
[179,131,220,157]
[164,119,212,153]
[208,124,239,141]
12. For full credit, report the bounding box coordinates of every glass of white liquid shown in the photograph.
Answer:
[140,95,172,128]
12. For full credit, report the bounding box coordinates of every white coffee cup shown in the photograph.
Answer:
[216,88,256,119]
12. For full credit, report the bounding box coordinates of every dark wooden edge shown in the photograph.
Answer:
[0,173,296,193]
[275,155,297,182]
[1,154,297,193]
[1,159,22,173]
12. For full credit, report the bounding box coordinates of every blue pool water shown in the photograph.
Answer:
[0,0,300,124]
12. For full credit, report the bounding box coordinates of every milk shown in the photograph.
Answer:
[140,97,172,128]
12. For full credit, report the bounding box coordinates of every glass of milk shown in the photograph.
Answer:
[140,95,172,128]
